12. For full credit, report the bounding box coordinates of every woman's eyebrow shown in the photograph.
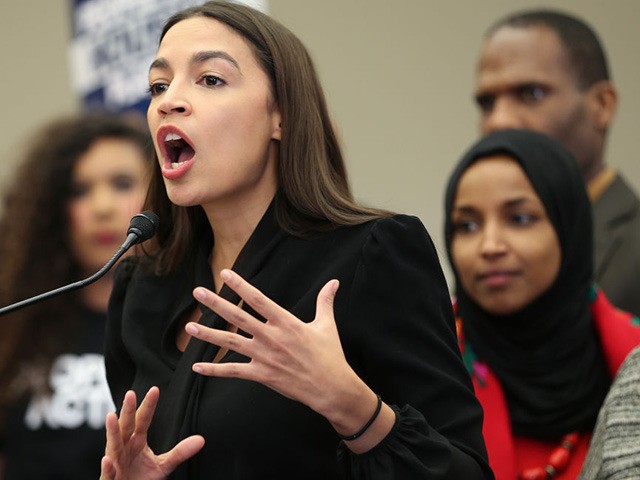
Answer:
[149,50,241,73]
[192,50,240,72]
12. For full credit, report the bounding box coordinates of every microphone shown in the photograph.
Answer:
[0,211,159,316]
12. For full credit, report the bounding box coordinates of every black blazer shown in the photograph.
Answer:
[593,173,640,317]
[106,206,492,479]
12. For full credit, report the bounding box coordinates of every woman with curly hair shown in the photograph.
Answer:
[0,111,151,479]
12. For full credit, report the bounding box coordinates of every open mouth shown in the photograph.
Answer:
[164,132,195,168]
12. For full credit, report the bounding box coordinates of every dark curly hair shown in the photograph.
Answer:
[0,111,152,412]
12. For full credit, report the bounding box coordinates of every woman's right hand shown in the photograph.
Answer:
[100,387,205,480]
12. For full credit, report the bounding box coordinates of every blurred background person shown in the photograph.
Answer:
[444,129,640,479]
[473,9,640,317]
[579,344,640,479]
[0,111,152,479]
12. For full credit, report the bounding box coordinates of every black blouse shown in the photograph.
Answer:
[106,208,492,479]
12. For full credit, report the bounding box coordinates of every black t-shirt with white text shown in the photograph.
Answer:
[2,308,114,480]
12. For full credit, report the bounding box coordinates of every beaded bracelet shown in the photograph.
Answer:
[339,394,383,441]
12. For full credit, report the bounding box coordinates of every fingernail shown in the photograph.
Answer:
[185,323,198,335]
[221,269,232,281]
[194,288,206,301]
[193,364,203,373]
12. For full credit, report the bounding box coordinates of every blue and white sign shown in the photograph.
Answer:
[69,0,269,113]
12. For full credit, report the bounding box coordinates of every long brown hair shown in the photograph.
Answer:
[0,112,152,411]
[145,1,391,275]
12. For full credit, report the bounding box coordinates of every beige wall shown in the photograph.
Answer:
[2,0,639,287]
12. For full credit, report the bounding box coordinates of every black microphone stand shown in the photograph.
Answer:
[0,211,158,316]
[0,235,134,316]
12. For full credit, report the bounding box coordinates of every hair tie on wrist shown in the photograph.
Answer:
[339,394,383,441]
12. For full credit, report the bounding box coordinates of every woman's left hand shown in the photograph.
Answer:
[187,269,362,419]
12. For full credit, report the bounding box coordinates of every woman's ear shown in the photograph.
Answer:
[271,106,282,141]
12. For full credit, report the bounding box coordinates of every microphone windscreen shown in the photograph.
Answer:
[127,211,160,243]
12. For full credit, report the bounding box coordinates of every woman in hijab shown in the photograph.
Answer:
[444,129,640,480]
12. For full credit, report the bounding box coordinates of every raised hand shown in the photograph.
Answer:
[100,387,205,480]
[186,269,365,419]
